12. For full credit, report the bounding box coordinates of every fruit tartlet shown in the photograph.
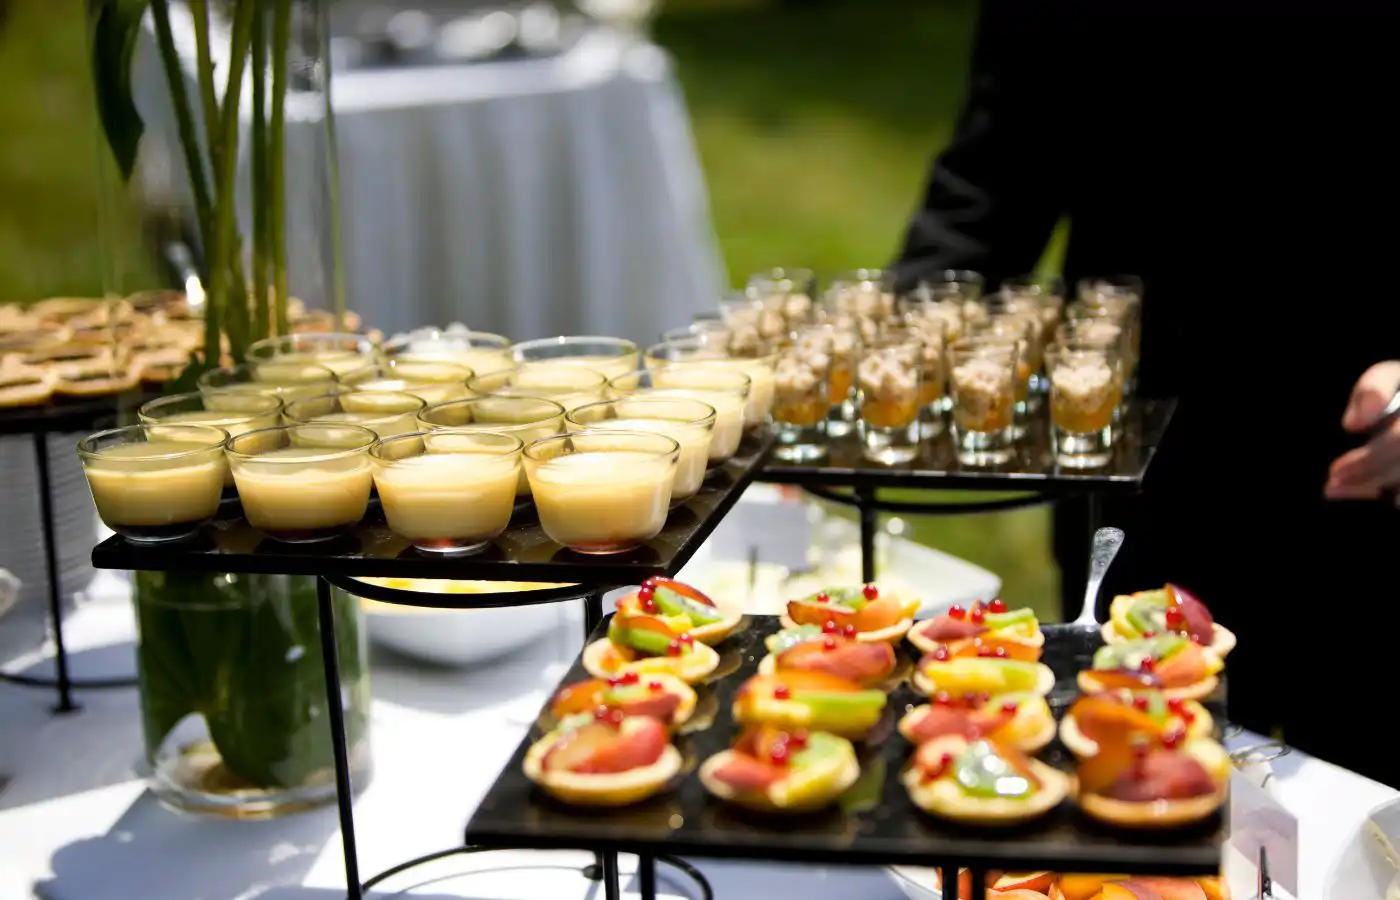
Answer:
[1077,634,1221,702]
[1104,583,1236,659]
[907,598,1045,656]
[912,637,1056,699]
[582,612,721,684]
[756,624,898,687]
[899,691,1057,755]
[732,671,887,740]
[930,871,1228,900]
[548,672,698,732]
[523,712,681,806]
[1059,691,1213,759]
[699,724,860,813]
[780,584,918,644]
[614,577,743,645]
[901,735,1069,824]
[1075,730,1231,829]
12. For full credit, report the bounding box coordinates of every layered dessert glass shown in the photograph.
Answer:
[857,337,923,464]
[78,423,228,542]
[770,325,833,461]
[719,293,785,351]
[970,313,1037,436]
[1047,340,1122,468]
[949,337,1018,466]
[747,267,816,326]
[566,397,716,503]
[226,423,376,542]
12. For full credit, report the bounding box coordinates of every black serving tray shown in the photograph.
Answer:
[464,617,1225,875]
[0,388,157,437]
[90,432,774,583]
[760,398,1175,493]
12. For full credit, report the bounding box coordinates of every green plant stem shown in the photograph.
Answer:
[250,4,270,342]
[188,0,221,175]
[324,46,347,331]
[207,0,256,364]
[269,0,292,337]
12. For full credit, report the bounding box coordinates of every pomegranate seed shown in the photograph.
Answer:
[770,742,791,766]
[970,607,986,625]
[1132,696,1150,711]
[593,704,612,720]
[789,730,809,748]
[1138,657,1155,673]
[932,646,950,662]
[641,597,658,614]
[1166,698,1184,713]
[948,604,966,620]
[679,633,694,645]
[988,598,1007,614]
[621,671,640,685]
[772,684,791,700]
[606,675,623,687]
[823,636,838,650]
[1001,701,1019,714]
[842,624,858,638]
[1142,630,1157,638]
[666,640,681,656]
[933,692,953,706]
[638,585,655,600]
[1162,728,1186,749]
[862,584,879,600]
[648,680,664,692]
[821,620,839,634]
[1165,607,1185,629]
[815,592,830,604]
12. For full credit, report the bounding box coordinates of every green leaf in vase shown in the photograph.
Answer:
[88,0,152,182]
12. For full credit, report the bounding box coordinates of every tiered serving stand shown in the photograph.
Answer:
[0,390,158,711]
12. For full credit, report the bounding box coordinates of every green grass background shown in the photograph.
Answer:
[0,0,1058,615]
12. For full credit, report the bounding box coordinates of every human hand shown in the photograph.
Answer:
[1325,361,1400,499]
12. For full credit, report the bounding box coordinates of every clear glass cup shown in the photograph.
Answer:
[77,423,228,542]
[370,431,524,555]
[138,392,282,488]
[198,362,338,403]
[913,269,986,327]
[283,391,425,438]
[1046,340,1123,469]
[825,268,895,326]
[509,336,640,381]
[523,431,680,554]
[719,292,785,353]
[769,325,834,462]
[900,285,965,347]
[887,318,947,438]
[382,327,513,375]
[1000,273,1066,351]
[1075,275,1142,386]
[245,332,379,378]
[1066,301,1139,396]
[566,397,716,503]
[816,318,863,438]
[608,366,751,464]
[226,423,376,542]
[416,396,567,499]
[468,363,609,412]
[970,314,1036,435]
[661,321,731,346]
[857,337,924,464]
[645,337,776,430]
[338,358,474,406]
[747,267,816,326]
[949,337,1019,466]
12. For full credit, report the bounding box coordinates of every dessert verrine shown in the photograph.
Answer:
[770,326,834,462]
[999,272,1066,351]
[746,267,816,326]
[1046,340,1122,468]
[523,431,679,554]
[138,391,282,487]
[77,423,228,542]
[608,366,750,464]
[948,336,1018,466]
[371,430,523,554]
[887,318,948,434]
[719,293,786,350]
[283,390,425,438]
[468,363,608,412]
[857,337,923,464]
[644,337,776,429]
[825,269,895,321]
[566,397,716,504]
[417,395,566,498]
[382,327,513,375]
[246,331,379,378]
[198,362,338,403]
[339,358,474,405]
[510,336,640,381]
[226,423,376,542]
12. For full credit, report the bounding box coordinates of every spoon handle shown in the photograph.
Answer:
[1074,526,1125,626]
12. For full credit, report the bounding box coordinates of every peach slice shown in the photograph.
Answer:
[1056,875,1118,900]
[994,891,1051,900]
[854,596,906,632]
[1100,882,1163,900]
[786,599,859,629]
[1195,877,1227,900]
[994,873,1055,893]
[1154,642,1208,688]
[1125,878,1206,900]
[542,718,669,774]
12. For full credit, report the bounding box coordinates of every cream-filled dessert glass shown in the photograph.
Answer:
[77,423,228,542]
[198,362,338,403]
[468,363,608,412]
[138,391,282,488]
[509,336,640,381]
[382,327,513,375]
[644,337,776,429]
[607,366,750,465]
[245,332,379,378]
[339,358,474,405]
[523,431,679,554]
[417,396,565,498]
[283,391,425,438]
[949,336,1019,467]
[1046,339,1122,469]
[371,431,523,555]
[226,423,376,542]
[566,397,716,504]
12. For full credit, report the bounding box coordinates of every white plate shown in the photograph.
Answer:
[887,866,942,900]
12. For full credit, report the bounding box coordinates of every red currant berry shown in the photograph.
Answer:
[976,646,992,658]
[932,646,950,662]
[1162,728,1186,749]
[666,640,681,656]
[1001,700,1019,714]
[679,633,694,645]
[641,597,658,614]
[842,624,858,638]
[789,730,809,748]
[606,675,623,687]
[823,636,838,650]
[815,592,830,604]
[638,584,655,599]
[933,692,953,706]
[1142,630,1157,638]
[992,647,1007,658]
[772,684,791,700]
[937,751,955,774]
[594,704,612,720]
[648,680,664,692]
[821,619,839,634]
[1166,698,1184,713]
[977,692,992,706]
[862,584,879,600]
[988,598,1007,614]
[642,577,658,588]
[970,607,986,625]
[1165,607,1185,629]
[770,742,791,766]
[1138,657,1155,673]
[948,604,966,620]
[621,671,641,685]
[1132,696,1150,711]
[1182,709,1197,724]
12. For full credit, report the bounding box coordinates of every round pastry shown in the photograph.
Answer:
[548,672,697,732]
[732,671,887,740]
[30,297,106,322]
[912,642,1056,699]
[756,625,897,688]
[780,583,919,644]
[23,344,115,377]
[523,712,681,807]
[1060,691,1213,759]
[0,367,57,408]
[1075,735,1231,829]
[899,691,1056,755]
[581,613,720,684]
[1077,634,1222,702]
[1104,584,1237,659]
[54,362,138,398]
[901,734,1070,824]
[907,599,1045,657]
[614,577,743,645]
[699,725,860,813]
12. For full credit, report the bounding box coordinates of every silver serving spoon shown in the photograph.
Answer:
[1071,526,1125,630]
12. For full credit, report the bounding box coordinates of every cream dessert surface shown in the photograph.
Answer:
[374,452,519,544]
[577,417,708,500]
[527,450,673,549]
[84,441,224,526]
[232,447,373,532]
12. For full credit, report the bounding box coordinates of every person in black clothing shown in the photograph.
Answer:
[891,3,1400,787]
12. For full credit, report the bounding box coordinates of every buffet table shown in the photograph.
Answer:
[0,599,1392,900]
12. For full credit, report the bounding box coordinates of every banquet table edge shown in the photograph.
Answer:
[88,433,774,583]
[0,390,159,437]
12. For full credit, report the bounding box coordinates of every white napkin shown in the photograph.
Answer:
[1325,796,1400,899]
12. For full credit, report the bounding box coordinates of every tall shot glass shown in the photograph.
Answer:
[857,337,923,465]
[1047,340,1123,469]
[770,325,834,462]
[949,337,1018,467]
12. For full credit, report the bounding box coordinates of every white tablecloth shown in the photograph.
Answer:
[132,15,726,345]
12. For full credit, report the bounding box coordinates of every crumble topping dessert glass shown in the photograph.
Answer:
[969,313,1037,436]
[917,269,986,327]
[769,325,835,461]
[808,316,863,438]
[900,285,965,348]
[719,294,786,354]
[887,317,949,438]
[948,336,1019,466]
[747,267,816,327]
[416,395,566,499]
[1046,340,1123,469]
[78,423,228,543]
[523,430,680,554]
[857,337,924,464]
[608,365,751,464]
[509,336,640,381]
[1000,272,1066,357]
[1075,274,1143,391]
[566,397,717,503]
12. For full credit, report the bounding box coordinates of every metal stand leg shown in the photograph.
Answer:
[940,867,957,899]
[34,431,76,713]
[316,576,363,900]
[580,586,609,883]
[967,869,986,900]
[856,486,877,584]
[637,853,657,900]
[601,851,622,900]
